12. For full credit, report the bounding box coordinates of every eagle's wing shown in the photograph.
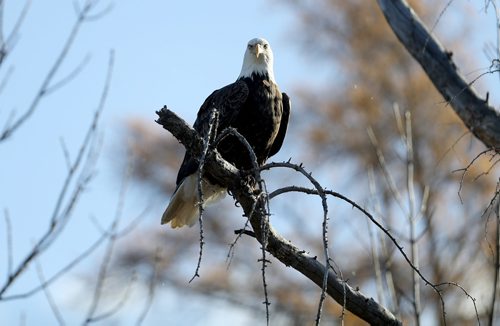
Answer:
[175,80,249,185]
[268,92,291,158]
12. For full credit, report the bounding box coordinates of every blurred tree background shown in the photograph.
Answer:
[120,0,500,325]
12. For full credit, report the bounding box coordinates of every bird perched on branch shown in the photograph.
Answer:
[162,37,291,228]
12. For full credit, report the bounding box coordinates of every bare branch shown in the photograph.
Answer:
[0,50,113,299]
[1,206,143,302]
[399,110,421,325]
[44,54,91,95]
[0,0,4,49]
[0,0,106,142]
[259,162,332,325]
[84,145,131,323]
[3,209,12,277]
[488,187,500,326]
[268,183,454,324]
[155,107,402,326]
[59,137,72,172]
[80,2,114,22]
[376,0,500,151]
[35,258,65,326]
[189,108,219,284]
[2,233,106,301]
[453,148,497,202]
[367,127,407,215]
[87,272,137,323]
[214,125,273,323]
[0,65,13,94]
[135,247,161,326]
[0,0,31,66]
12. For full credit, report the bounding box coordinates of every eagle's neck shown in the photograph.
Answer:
[238,72,273,83]
[238,60,275,83]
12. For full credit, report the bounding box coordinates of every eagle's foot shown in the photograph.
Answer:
[240,172,257,188]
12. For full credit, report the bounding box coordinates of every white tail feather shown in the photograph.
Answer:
[161,174,226,228]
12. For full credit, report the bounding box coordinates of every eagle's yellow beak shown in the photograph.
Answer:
[254,44,263,58]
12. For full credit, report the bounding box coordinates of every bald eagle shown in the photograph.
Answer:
[162,38,290,228]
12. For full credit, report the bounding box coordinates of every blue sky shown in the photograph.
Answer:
[0,1,499,325]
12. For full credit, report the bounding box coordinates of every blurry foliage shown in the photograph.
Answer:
[118,0,500,324]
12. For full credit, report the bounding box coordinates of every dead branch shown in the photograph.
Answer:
[155,107,402,326]
[376,0,500,152]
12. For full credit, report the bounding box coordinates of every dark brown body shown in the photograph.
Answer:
[176,72,290,186]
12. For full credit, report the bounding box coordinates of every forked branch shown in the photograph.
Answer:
[155,107,402,326]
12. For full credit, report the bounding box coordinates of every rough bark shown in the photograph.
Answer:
[377,0,500,151]
[155,106,402,325]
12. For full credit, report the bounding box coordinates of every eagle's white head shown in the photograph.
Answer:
[238,38,275,83]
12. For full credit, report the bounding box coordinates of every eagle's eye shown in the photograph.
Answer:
[263,44,268,49]
[248,44,253,49]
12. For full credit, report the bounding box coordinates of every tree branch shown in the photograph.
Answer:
[376,0,500,151]
[155,107,402,326]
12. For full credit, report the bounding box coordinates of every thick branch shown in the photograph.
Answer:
[155,107,401,326]
[376,0,500,151]
[155,106,239,183]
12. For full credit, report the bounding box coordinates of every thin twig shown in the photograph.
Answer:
[259,162,330,326]
[0,50,113,299]
[35,257,65,325]
[189,108,218,284]
[0,0,3,51]
[87,272,137,323]
[421,0,454,55]
[135,247,161,326]
[44,54,91,95]
[474,156,500,182]
[226,218,251,266]
[0,65,14,94]
[267,182,448,313]
[213,126,273,322]
[0,0,103,142]
[453,148,497,202]
[2,233,106,301]
[1,206,144,302]
[258,181,271,326]
[487,0,500,84]
[3,209,13,280]
[435,281,480,325]
[226,198,260,269]
[403,111,421,326]
[84,148,131,323]
[81,2,114,22]
[367,170,386,307]
[0,94,101,297]
[59,137,72,172]
[0,0,31,65]
[367,127,407,215]
[488,187,500,326]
